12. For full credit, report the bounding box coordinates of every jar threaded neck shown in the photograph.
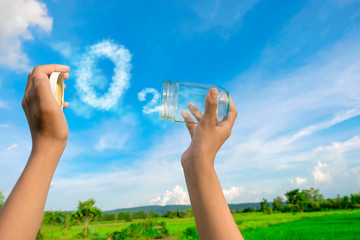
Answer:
[160,81,178,120]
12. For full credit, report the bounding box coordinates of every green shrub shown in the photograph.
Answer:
[180,226,199,240]
[36,230,43,240]
[109,220,169,240]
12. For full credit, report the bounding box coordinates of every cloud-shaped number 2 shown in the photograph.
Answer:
[138,88,160,114]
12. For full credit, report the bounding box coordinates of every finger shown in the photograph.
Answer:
[181,110,197,138]
[24,72,33,94]
[188,103,202,122]
[32,64,70,76]
[62,72,70,80]
[219,95,237,128]
[202,88,218,127]
[181,110,195,123]
[63,102,69,108]
[33,72,58,107]
[226,96,237,126]
[64,83,66,89]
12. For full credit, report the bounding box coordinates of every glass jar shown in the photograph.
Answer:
[160,81,230,123]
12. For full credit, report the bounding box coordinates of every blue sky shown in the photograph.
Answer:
[0,0,360,211]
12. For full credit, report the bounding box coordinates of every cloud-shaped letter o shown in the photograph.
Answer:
[76,40,132,110]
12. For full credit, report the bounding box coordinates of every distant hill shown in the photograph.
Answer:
[105,202,261,214]
[229,202,261,211]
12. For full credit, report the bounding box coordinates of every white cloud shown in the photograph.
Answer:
[307,136,360,190]
[43,125,188,210]
[0,0,52,71]
[295,177,307,186]
[219,30,360,172]
[0,128,32,199]
[285,107,360,145]
[6,143,18,152]
[0,101,6,108]
[223,186,245,203]
[0,124,8,128]
[149,185,189,206]
[50,41,78,59]
[69,98,94,119]
[351,166,360,186]
[0,79,6,107]
[312,161,332,184]
[93,117,138,152]
[314,136,360,155]
[95,133,129,152]
[192,0,258,32]
[75,40,132,110]
[211,6,360,202]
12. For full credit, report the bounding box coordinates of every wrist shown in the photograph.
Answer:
[31,138,67,161]
[181,152,215,174]
[33,135,67,150]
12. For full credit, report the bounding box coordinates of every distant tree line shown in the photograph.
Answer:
[259,187,360,214]
[43,208,194,226]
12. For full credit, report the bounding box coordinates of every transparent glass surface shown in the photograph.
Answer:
[160,81,230,124]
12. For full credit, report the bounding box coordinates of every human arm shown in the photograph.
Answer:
[181,88,243,240]
[0,64,70,240]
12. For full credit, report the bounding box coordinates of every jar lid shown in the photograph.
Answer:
[49,72,64,109]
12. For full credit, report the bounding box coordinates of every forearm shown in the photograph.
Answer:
[0,141,65,240]
[183,158,243,240]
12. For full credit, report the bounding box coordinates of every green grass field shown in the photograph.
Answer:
[40,209,360,239]
[242,212,360,240]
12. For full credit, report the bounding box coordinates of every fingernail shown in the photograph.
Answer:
[210,88,218,99]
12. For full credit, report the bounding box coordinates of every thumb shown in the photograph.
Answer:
[33,72,57,105]
[202,88,219,126]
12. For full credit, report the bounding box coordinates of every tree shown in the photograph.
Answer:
[72,198,102,237]
[0,190,5,209]
[100,213,117,221]
[63,213,72,233]
[118,212,132,222]
[302,187,323,202]
[273,196,283,212]
[260,198,272,214]
[184,208,193,217]
[146,211,158,219]
[43,210,64,225]
[260,198,268,213]
[124,212,132,222]
[285,189,304,213]
[242,207,255,213]
[132,211,146,219]
[163,211,174,218]
[300,188,322,212]
[341,195,351,209]
[351,193,360,208]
